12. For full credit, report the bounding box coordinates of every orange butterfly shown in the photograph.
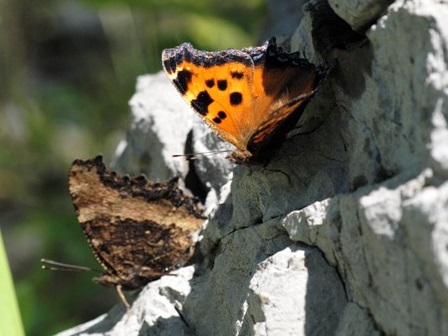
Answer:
[162,37,328,164]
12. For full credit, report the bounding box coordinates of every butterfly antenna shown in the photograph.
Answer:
[172,149,232,161]
[40,258,102,274]
[42,259,132,311]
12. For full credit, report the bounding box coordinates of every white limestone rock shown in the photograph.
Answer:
[248,246,347,336]
[60,0,448,335]
[56,267,195,336]
[328,0,393,31]
[110,71,233,191]
[110,72,192,180]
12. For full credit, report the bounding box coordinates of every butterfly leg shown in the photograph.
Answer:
[115,284,131,311]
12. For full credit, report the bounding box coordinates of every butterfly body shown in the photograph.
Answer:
[162,37,328,164]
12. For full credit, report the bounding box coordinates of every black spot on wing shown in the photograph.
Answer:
[212,111,227,124]
[173,70,192,95]
[191,91,214,116]
[230,92,243,106]
[231,71,244,79]
[205,79,215,88]
[163,58,176,74]
[217,80,227,91]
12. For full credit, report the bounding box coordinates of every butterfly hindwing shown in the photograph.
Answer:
[69,155,204,289]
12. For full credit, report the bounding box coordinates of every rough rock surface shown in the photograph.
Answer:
[59,0,448,335]
[111,71,233,210]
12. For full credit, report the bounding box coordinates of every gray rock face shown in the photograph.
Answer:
[58,0,448,335]
[110,72,195,180]
[328,0,393,31]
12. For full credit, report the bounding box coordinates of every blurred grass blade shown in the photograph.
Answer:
[0,230,25,336]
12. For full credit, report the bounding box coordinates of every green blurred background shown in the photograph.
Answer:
[0,0,267,334]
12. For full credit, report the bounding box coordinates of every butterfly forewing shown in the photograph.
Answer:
[162,45,255,151]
